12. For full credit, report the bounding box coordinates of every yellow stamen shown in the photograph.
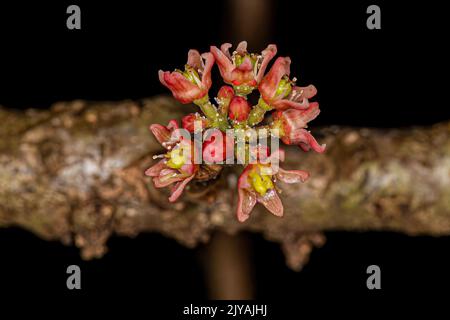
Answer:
[166,148,186,169]
[248,166,274,196]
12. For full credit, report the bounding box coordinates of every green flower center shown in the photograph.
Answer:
[166,147,187,169]
[178,65,201,87]
[233,53,257,69]
[275,76,293,98]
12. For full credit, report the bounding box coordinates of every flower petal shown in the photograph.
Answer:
[299,102,320,123]
[259,57,291,103]
[187,49,202,70]
[269,148,285,163]
[149,124,171,146]
[237,188,257,222]
[153,169,183,188]
[167,119,179,131]
[276,167,310,183]
[236,41,248,55]
[237,166,252,189]
[200,52,214,89]
[163,72,198,92]
[273,85,318,110]
[292,85,317,100]
[273,98,310,110]
[144,159,166,177]
[258,189,284,217]
[168,174,195,202]
[161,71,203,104]
[297,130,326,153]
[261,148,284,175]
[158,70,169,87]
[220,43,233,59]
[211,45,234,83]
[256,44,277,83]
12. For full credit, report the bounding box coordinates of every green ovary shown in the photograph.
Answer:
[275,76,292,98]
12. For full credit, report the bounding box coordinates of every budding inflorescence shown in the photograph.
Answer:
[145,41,325,222]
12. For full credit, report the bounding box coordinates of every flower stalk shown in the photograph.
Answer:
[194,96,229,131]
[247,97,273,126]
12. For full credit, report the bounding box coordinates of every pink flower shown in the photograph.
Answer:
[229,96,251,122]
[159,50,214,104]
[272,102,326,153]
[210,41,277,92]
[145,120,198,202]
[236,149,310,222]
[258,56,317,110]
[182,113,208,133]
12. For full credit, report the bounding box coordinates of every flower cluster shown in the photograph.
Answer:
[145,41,325,222]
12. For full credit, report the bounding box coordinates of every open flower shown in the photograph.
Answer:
[258,56,317,110]
[210,41,277,94]
[145,120,198,202]
[236,149,310,222]
[159,50,214,104]
[272,102,326,153]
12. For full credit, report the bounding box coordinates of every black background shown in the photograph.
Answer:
[0,0,449,313]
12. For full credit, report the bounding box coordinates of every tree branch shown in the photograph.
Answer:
[1,96,449,270]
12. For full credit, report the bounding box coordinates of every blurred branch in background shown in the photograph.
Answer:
[226,0,272,49]
[1,96,449,275]
[201,232,254,299]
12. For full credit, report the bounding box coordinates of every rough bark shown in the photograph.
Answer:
[1,96,449,270]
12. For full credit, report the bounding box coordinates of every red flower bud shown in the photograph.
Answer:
[229,96,251,122]
[202,130,234,163]
[217,85,234,101]
[182,113,208,133]
[216,85,235,114]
